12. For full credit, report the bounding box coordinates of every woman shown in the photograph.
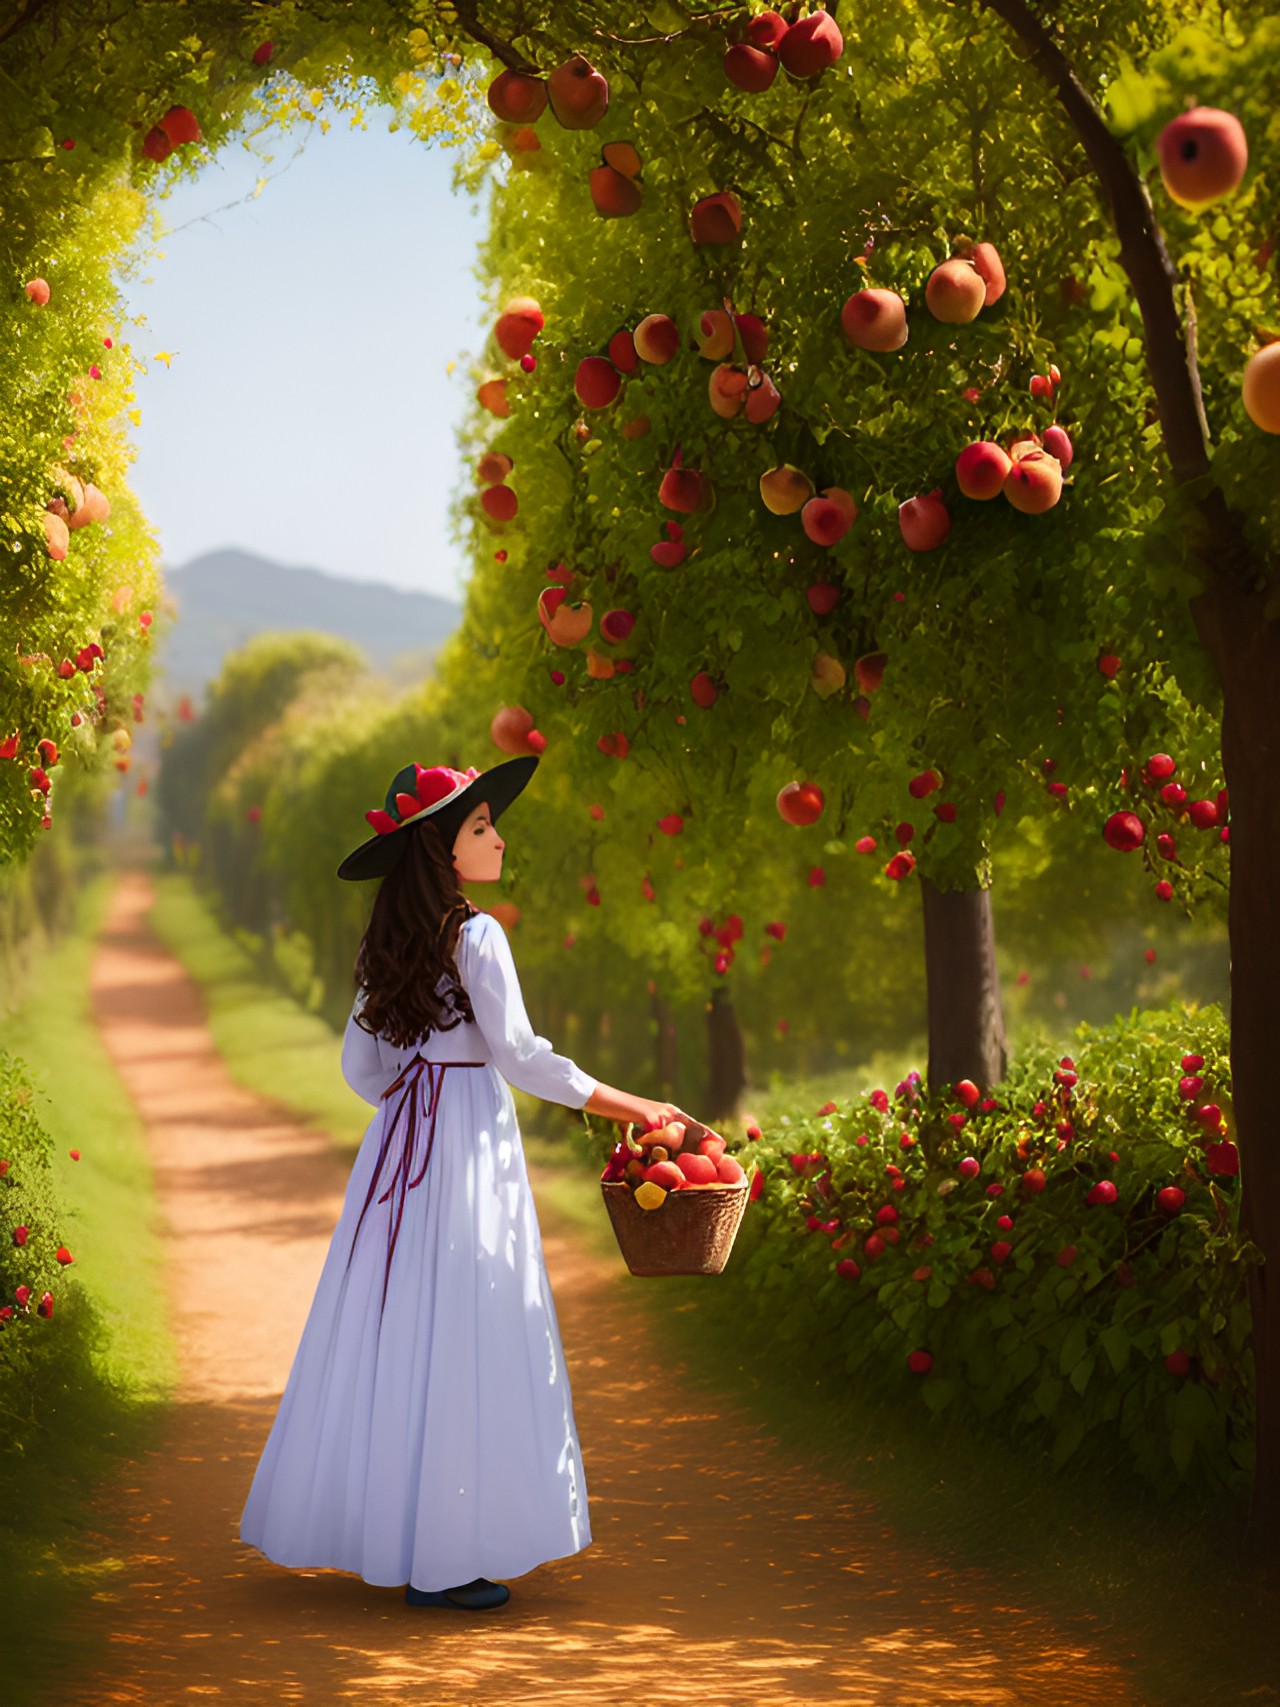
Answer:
[239,755,691,1612]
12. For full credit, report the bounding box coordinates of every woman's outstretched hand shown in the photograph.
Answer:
[631,1100,703,1138]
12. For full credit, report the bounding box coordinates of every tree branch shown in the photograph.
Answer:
[447,0,540,77]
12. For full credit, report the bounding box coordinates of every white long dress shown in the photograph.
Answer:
[238,907,599,1592]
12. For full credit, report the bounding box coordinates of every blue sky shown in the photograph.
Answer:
[118,114,488,600]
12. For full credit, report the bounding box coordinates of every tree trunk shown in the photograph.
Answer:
[705,985,746,1124]
[1192,582,1280,1562]
[650,982,678,1100]
[919,875,1009,1092]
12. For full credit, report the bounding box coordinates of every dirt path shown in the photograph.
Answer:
[55,869,1142,1707]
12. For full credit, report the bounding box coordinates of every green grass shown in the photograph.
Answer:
[147,872,374,1152]
[154,870,1280,1705]
[0,868,179,1703]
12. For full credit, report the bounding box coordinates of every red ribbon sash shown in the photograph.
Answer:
[344,1054,487,1320]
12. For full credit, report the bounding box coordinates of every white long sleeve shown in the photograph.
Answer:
[340,993,391,1105]
[458,912,597,1109]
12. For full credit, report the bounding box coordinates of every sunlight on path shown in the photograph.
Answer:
[56,868,1139,1707]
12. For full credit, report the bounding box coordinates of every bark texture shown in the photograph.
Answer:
[919,876,1009,1092]
[705,985,746,1124]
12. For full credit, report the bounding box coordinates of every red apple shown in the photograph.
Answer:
[806,583,841,616]
[1157,107,1248,208]
[1042,424,1074,468]
[724,42,778,90]
[854,652,886,693]
[760,465,813,514]
[744,369,781,423]
[487,70,547,124]
[709,363,748,418]
[734,313,769,363]
[547,55,609,128]
[747,11,788,48]
[476,451,513,485]
[1103,810,1145,851]
[590,165,641,217]
[777,781,824,825]
[690,671,719,708]
[801,487,856,545]
[575,356,621,409]
[25,278,50,305]
[898,490,951,550]
[955,440,1012,499]
[690,191,742,245]
[659,455,709,513]
[777,8,843,76]
[608,330,638,373]
[159,104,201,145]
[480,484,518,522]
[494,296,543,360]
[477,378,509,417]
[840,288,908,351]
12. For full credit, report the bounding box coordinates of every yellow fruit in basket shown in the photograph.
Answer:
[650,1144,669,1163]
[634,1181,668,1211]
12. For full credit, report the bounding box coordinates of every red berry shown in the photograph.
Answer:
[1160,782,1187,807]
[836,1258,861,1279]
[1155,880,1174,901]
[997,1214,1014,1230]
[1188,799,1218,828]
[1146,753,1176,780]
[1178,1075,1204,1100]
[907,1349,933,1374]
[1098,654,1121,677]
[1156,1186,1186,1214]
[1156,832,1177,859]
[1021,1168,1046,1194]
[990,1241,1012,1264]
[1165,1349,1190,1377]
[863,1233,885,1259]
[957,1157,980,1179]
[875,1204,899,1225]
[1103,811,1145,852]
[1056,1245,1077,1267]
[954,1079,981,1107]
[1182,1053,1205,1071]
[985,1182,1005,1198]
[1085,1180,1118,1206]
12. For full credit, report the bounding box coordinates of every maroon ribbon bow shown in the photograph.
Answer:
[345,1052,486,1320]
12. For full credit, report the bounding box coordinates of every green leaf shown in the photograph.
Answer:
[1099,1323,1130,1375]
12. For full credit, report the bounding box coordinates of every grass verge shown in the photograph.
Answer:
[1,867,179,1704]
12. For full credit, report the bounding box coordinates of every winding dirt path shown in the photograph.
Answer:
[55,868,1142,1706]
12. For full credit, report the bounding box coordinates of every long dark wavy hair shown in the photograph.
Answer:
[352,813,480,1049]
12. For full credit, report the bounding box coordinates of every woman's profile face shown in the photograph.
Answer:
[452,801,505,883]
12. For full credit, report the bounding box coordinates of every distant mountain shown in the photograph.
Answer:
[152,548,464,705]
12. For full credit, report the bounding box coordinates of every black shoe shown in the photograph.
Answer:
[405,1576,510,1609]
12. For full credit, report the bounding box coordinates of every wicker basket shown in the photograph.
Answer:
[600,1178,750,1276]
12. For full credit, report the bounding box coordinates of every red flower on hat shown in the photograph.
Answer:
[366,765,481,836]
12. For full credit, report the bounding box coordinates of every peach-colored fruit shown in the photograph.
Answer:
[602,141,641,178]
[1007,432,1041,461]
[590,165,641,217]
[477,451,513,485]
[724,43,778,91]
[777,780,824,825]
[634,313,680,364]
[925,258,985,323]
[760,464,813,514]
[899,489,951,549]
[25,278,50,306]
[487,71,547,124]
[547,55,609,128]
[801,486,857,544]
[506,126,541,155]
[675,1151,718,1184]
[477,378,510,416]
[1158,107,1248,208]
[490,705,537,754]
[971,242,1006,306]
[586,648,616,679]
[841,288,908,351]
[698,1134,728,1161]
[537,587,593,645]
[575,356,622,409]
[45,497,70,524]
[1242,342,1280,433]
[73,483,110,527]
[709,363,748,418]
[696,309,735,361]
[690,191,742,245]
[43,512,69,560]
[717,1154,747,1184]
[777,8,843,77]
[1003,449,1063,513]
[955,440,1012,499]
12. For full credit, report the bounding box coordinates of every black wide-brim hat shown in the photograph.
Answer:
[336,755,539,882]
